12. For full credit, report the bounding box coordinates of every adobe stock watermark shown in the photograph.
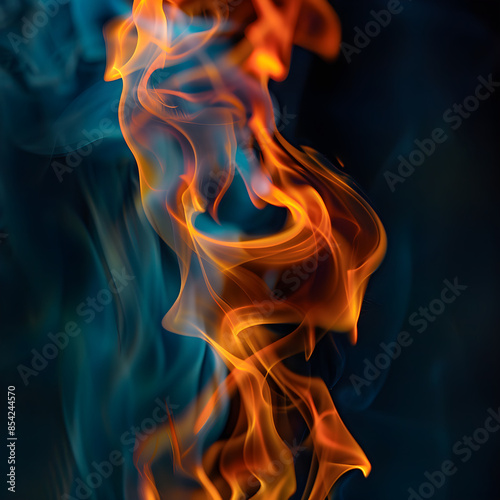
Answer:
[61,396,179,500]
[408,406,500,500]
[213,0,244,16]
[6,0,69,54]
[385,73,500,192]
[247,439,307,489]
[51,106,122,183]
[238,98,296,159]
[51,89,143,183]
[341,0,408,63]
[17,268,135,385]
[202,101,296,202]
[247,237,337,325]
[350,277,468,395]
[241,101,296,155]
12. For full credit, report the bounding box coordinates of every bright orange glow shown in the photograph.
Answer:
[248,50,285,80]
[104,0,386,498]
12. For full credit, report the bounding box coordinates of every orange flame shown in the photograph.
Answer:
[104,1,386,498]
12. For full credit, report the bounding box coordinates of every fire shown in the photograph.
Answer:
[104,0,386,498]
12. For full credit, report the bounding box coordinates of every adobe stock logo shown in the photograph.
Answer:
[385,73,500,192]
[7,0,69,53]
[349,277,468,395]
[408,406,500,500]
[17,267,135,385]
[61,397,179,500]
[341,0,407,63]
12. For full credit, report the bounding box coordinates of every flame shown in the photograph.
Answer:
[103,1,386,498]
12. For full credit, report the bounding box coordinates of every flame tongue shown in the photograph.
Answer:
[104,1,386,498]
